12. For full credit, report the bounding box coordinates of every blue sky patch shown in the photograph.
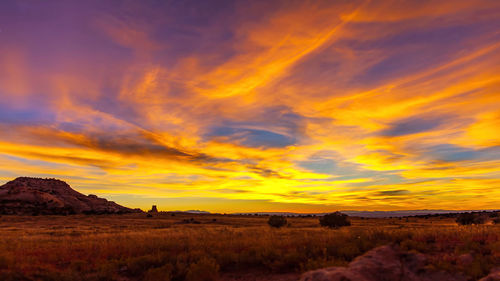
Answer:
[207,126,296,148]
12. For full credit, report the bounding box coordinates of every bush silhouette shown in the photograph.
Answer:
[144,264,173,281]
[185,257,219,281]
[456,213,485,225]
[268,215,287,228]
[319,212,351,228]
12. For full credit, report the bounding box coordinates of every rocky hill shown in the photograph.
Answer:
[0,177,140,215]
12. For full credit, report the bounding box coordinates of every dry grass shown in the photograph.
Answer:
[0,213,498,280]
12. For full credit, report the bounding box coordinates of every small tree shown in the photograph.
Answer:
[456,213,485,225]
[268,215,287,228]
[319,212,351,228]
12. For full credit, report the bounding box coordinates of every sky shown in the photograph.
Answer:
[0,0,500,212]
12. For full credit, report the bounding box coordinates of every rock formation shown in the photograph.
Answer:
[480,268,500,281]
[300,245,467,281]
[0,177,140,215]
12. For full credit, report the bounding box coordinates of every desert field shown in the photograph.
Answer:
[0,213,499,281]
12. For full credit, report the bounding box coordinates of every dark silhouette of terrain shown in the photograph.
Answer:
[0,177,140,215]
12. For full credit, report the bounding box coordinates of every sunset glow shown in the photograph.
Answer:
[1,1,499,212]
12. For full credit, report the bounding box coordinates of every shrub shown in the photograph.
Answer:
[0,254,10,270]
[319,212,351,228]
[185,257,219,281]
[126,255,162,276]
[493,217,500,224]
[144,264,173,281]
[456,213,485,225]
[181,218,201,224]
[267,215,287,228]
[0,272,28,281]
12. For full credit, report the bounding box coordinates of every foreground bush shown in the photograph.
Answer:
[267,215,287,228]
[456,213,485,225]
[319,212,351,228]
[185,257,219,281]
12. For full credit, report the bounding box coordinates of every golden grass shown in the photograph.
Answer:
[0,213,498,281]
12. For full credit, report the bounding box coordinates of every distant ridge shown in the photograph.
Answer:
[341,210,490,218]
[183,210,211,214]
[0,177,141,215]
[233,209,498,218]
[168,210,212,214]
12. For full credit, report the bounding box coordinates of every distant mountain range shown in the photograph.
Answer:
[341,210,494,218]
[232,209,498,218]
[173,210,211,214]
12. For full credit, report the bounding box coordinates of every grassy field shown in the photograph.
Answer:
[0,213,498,281]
